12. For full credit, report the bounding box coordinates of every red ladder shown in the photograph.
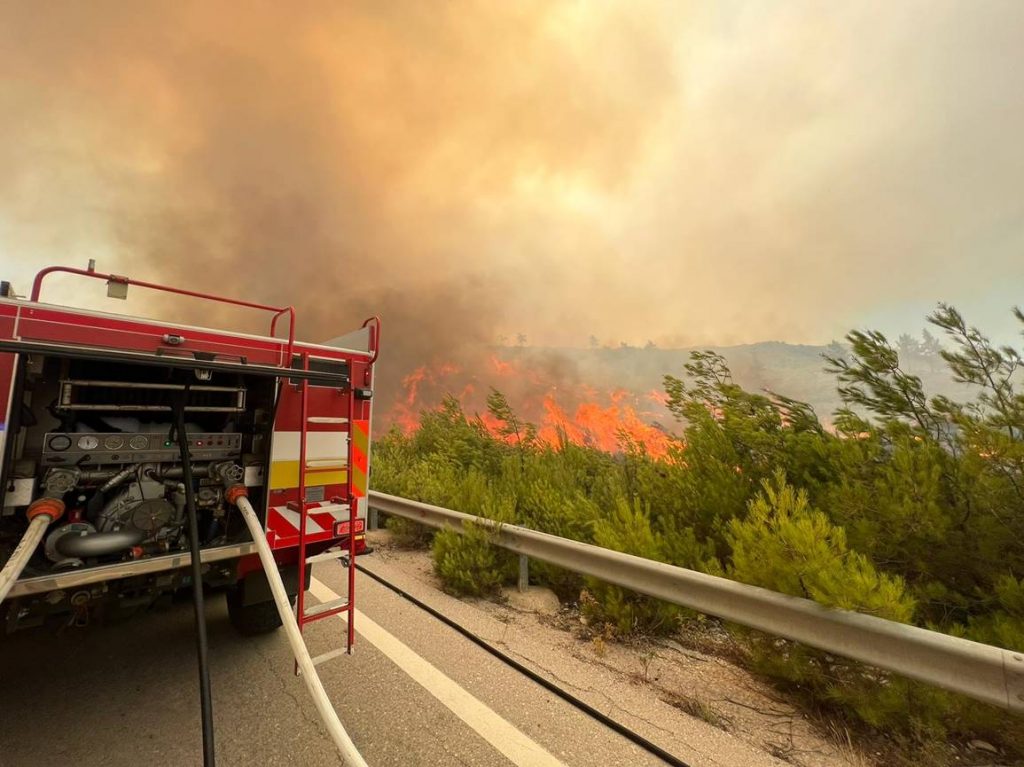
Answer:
[290,351,358,666]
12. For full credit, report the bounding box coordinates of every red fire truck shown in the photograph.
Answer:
[0,264,378,649]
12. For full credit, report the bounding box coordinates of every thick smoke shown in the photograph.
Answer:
[2,1,1023,409]
[0,1,680,401]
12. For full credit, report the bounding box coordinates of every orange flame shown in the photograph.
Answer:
[647,389,669,406]
[401,366,429,406]
[383,353,677,459]
[490,355,515,376]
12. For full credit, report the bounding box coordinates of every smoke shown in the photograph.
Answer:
[2,0,1023,409]
[0,1,682,400]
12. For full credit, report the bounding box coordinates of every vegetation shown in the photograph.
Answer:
[373,304,1024,757]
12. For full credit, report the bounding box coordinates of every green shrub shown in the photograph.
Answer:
[432,522,516,597]
[726,471,944,731]
[582,496,681,636]
[968,574,1024,651]
[729,471,915,619]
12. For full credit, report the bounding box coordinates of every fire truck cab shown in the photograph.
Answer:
[0,265,378,636]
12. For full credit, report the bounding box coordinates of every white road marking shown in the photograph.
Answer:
[310,578,566,767]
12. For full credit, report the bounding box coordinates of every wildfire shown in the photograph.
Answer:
[489,355,515,376]
[647,389,670,406]
[381,352,677,460]
[388,404,421,435]
[402,366,429,406]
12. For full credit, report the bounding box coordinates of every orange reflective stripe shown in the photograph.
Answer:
[351,419,369,497]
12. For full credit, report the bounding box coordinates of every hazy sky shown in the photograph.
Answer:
[1,1,1022,358]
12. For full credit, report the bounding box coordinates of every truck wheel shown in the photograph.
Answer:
[225,588,287,636]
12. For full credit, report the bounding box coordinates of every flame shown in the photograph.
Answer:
[537,394,586,446]
[402,365,429,406]
[389,404,421,435]
[382,352,677,460]
[476,411,523,445]
[490,355,515,376]
[647,389,669,406]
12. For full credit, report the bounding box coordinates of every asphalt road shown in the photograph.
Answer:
[0,561,671,767]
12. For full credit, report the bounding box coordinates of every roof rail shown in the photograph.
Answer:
[31,263,296,368]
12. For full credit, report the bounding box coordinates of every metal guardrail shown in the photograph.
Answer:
[369,491,1024,713]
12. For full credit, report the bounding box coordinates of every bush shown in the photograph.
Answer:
[582,497,682,636]
[726,471,946,732]
[729,471,915,620]
[432,522,517,597]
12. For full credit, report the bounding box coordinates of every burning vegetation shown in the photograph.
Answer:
[381,352,674,459]
[374,305,1024,764]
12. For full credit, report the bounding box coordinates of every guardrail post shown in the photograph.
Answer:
[368,507,378,531]
[518,554,529,593]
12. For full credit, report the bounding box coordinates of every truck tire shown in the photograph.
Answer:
[226,587,288,636]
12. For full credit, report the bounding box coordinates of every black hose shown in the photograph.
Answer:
[354,562,692,767]
[54,528,145,558]
[175,401,216,767]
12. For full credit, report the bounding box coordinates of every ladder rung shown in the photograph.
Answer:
[286,501,351,513]
[306,549,346,564]
[310,647,348,667]
[306,459,347,469]
[303,597,350,620]
[297,646,350,675]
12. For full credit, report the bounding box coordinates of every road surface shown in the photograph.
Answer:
[0,561,681,767]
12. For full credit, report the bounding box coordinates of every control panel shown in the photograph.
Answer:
[41,432,242,466]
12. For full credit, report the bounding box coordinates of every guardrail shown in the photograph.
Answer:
[368,491,1024,713]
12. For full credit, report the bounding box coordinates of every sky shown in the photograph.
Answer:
[1,0,1022,368]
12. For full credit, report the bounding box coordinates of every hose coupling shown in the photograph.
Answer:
[224,484,249,506]
[26,497,66,523]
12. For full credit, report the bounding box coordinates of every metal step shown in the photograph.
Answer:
[306,459,348,469]
[286,500,350,514]
[296,646,349,675]
[310,647,348,667]
[303,596,349,620]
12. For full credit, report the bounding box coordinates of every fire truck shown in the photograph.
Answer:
[0,263,378,651]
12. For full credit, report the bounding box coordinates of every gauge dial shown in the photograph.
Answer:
[128,435,149,450]
[48,435,72,451]
[103,435,124,450]
[77,436,99,450]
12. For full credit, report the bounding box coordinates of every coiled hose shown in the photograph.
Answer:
[0,498,64,604]
[230,489,368,767]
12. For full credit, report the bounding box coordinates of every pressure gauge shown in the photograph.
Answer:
[129,435,149,450]
[48,435,72,451]
[77,435,99,450]
[103,435,124,450]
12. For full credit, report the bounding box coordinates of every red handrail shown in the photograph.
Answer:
[31,265,297,367]
[361,316,381,365]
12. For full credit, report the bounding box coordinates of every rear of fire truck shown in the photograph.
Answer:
[0,265,378,638]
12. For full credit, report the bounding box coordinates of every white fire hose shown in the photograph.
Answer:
[232,491,368,767]
[0,499,64,605]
